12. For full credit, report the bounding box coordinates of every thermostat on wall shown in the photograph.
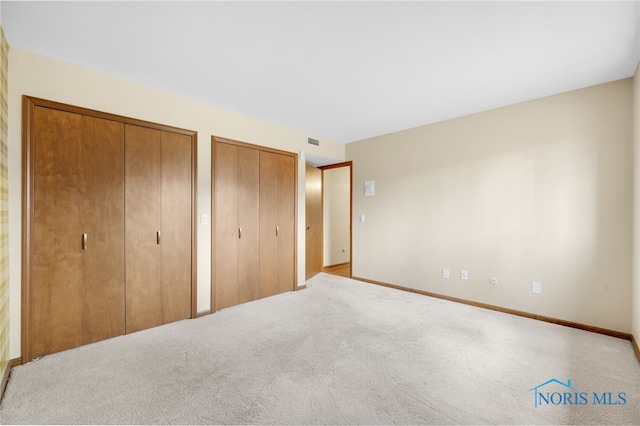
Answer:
[364,180,375,197]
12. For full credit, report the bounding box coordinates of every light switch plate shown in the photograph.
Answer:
[201,214,209,226]
[442,269,450,279]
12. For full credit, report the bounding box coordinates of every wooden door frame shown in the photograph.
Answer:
[318,161,353,276]
[22,96,198,363]
[211,136,298,312]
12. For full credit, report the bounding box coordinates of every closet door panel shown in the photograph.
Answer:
[32,107,84,357]
[81,116,126,343]
[160,131,192,323]
[276,155,295,294]
[214,143,239,310]
[125,125,162,333]
[237,146,260,304]
[259,151,279,299]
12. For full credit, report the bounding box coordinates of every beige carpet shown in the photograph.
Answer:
[1,273,638,425]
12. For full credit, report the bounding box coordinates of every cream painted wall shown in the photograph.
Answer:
[347,79,633,333]
[633,63,640,343]
[7,48,345,359]
[323,166,350,266]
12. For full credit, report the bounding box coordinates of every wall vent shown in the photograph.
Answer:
[307,137,320,146]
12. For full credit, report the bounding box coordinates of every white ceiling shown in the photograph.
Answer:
[2,1,640,143]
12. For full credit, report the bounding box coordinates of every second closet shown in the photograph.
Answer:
[212,137,296,311]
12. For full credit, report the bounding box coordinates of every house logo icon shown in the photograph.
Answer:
[529,378,578,408]
[528,378,627,407]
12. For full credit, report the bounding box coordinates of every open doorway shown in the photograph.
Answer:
[320,162,352,278]
[305,161,352,280]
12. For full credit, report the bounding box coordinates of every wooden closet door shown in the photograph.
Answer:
[237,147,260,304]
[260,151,296,298]
[81,116,126,343]
[32,107,84,357]
[31,109,125,358]
[259,152,280,298]
[276,154,295,294]
[160,131,192,323]
[214,142,260,310]
[25,97,197,361]
[214,143,240,310]
[125,125,162,333]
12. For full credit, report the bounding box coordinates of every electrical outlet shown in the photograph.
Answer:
[461,269,468,280]
[442,268,450,279]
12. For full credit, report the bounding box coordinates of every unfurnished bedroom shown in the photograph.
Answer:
[0,1,638,425]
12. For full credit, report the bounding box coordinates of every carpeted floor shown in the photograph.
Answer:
[1,273,638,425]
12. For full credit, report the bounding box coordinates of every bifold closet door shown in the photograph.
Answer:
[237,147,260,304]
[125,125,193,333]
[26,97,196,362]
[214,142,238,310]
[81,116,126,343]
[276,154,295,294]
[160,131,193,323]
[259,151,295,298]
[214,142,259,310]
[125,125,162,333]
[32,107,125,358]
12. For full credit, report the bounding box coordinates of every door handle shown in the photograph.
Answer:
[82,233,88,250]
[157,230,161,245]
[239,227,242,239]
[276,225,279,236]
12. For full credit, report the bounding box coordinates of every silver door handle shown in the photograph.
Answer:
[157,230,161,245]
[82,233,88,250]
[276,225,279,236]
[239,227,242,239]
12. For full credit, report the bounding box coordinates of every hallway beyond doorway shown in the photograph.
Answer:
[322,262,351,278]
